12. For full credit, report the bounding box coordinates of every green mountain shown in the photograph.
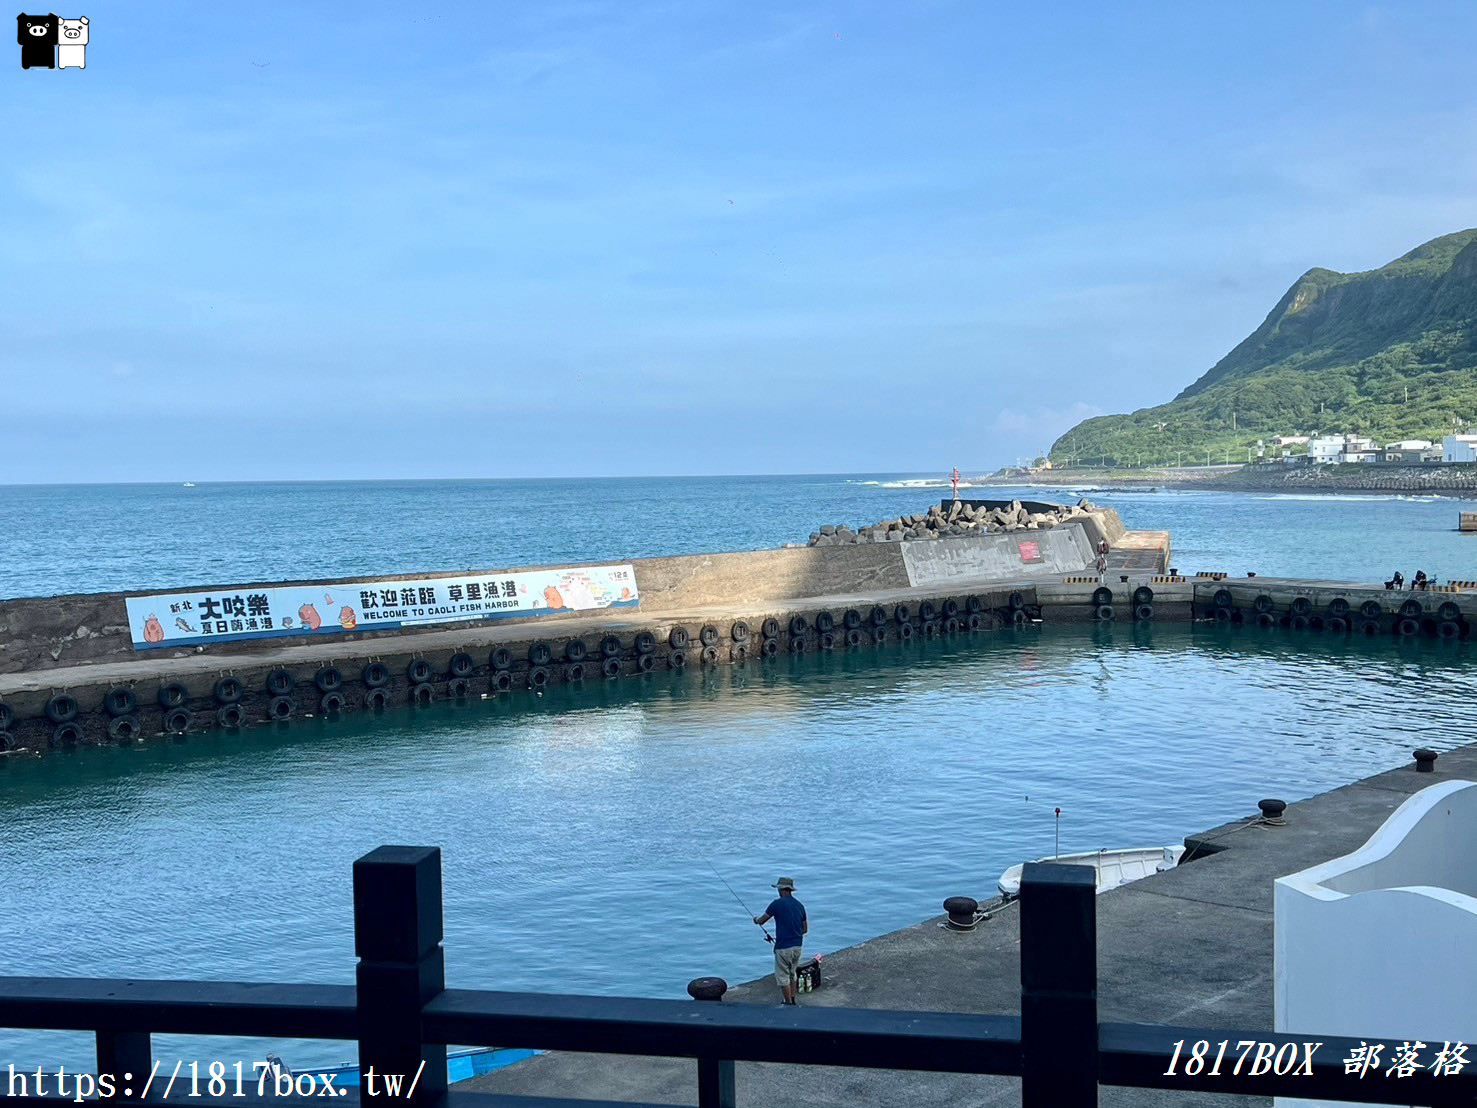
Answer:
[1050,229,1477,466]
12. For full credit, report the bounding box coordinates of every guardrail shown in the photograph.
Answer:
[3,847,1472,1107]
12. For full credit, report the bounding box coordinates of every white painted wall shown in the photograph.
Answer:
[1273,780,1477,1108]
[1443,435,1477,462]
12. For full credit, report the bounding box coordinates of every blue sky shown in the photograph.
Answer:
[4,1,1477,483]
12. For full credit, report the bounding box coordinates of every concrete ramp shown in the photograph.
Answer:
[901,526,1094,586]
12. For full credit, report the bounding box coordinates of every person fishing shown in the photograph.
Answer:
[754,876,807,1005]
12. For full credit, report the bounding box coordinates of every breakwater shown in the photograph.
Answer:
[3,497,1474,757]
[981,463,1477,495]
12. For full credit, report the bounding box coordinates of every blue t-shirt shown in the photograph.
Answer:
[766,896,806,950]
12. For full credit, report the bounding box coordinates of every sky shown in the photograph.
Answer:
[4,1,1477,483]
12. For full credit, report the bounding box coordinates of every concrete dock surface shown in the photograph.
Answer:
[462,743,1477,1107]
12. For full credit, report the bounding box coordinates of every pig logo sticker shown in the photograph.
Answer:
[16,12,88,70]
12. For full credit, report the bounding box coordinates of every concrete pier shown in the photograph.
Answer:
[462,743,1477,1107]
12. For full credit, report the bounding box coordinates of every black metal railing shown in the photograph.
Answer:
[3,845,1472,1107]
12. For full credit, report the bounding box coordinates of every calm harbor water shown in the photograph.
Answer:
[1,475,1475,1069]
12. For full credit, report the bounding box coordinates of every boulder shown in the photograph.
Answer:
[820,524,836,536]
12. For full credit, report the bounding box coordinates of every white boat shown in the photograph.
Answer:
[997,845,1185,899]
[182,482,196,488]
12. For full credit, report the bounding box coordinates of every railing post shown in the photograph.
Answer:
[354,845,448,1105]
[696,1057,735,1108]
[96,1031,150,1100]
[1019,862,1097,1107]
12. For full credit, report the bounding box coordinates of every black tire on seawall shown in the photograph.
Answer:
[218,704,245,729]
[789,616,808,636]
[967,614,983,631]
[1399,599,1423,619]
[490,647,513,671]
[410,682,434,704]
[1397,618,1420,636]
[1213,589,1234,608]
[265,668,294,696]
[1290,615,1310,631]
[669,652,686,669]
[668,627,690,650]
[870,605,889,626]
[846,628,862,647]
[319,692,346,713]
[165,707,193,733]
[492,671,513,692]
[1361,619,1382,636]
[1328,598,1351,618]
[366,688,389,710]
[759,638,778,658]
[565,640,588,663]
[568,662,588,681]
[1327,617,1349,634]
[815,612,835,633]
[1439,620,1461,639]
[601,635,623,659]
[843,608,862,630]
[731,620,752,642]
[819,632,836,650]
[448,653,475,679]
[1092,587,1112,607]
[406,659,433,683]
[922,621,938,638]
[730,645,748,663]
[213,677,244,705]
[446,679,469,700]
[701,646,719,665]
[362,662,390,688]
[1095,604,1114,621]
[944,617,959,635]
[1438,601,1461,622]
[873,626,889,643]
[108,715,139,742]
[1214,607,1234,623]
[634,632,656,655]
[314,666,344,692]
[898,621,914,640]
[528,666,550,687]
[636,654,655,672]
[761,618,781,639]
[1255,612,1274,629]
[602,657,622,678]
[789,636,807,653]
[1253,595,1273,613]
[893,604,910,623]
[700,624,720,647]
[1009,592,1026,610]
[1010,609,1027,625]
[104,688,137,717]
[45,694,79,724]
[1133,587,1155,606]
[918,602,938,622]
[1135,604,1153,622]
[942,599,959,619]
[1360,601,1382,619]
[267,696,294,719]
[529,642,554,666]
[52,721,84,746]
[1291,597,1312,617]
[965,596,984,614]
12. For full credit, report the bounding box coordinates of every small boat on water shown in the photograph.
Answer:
[182,482,196,488]
[997,845,1185,899]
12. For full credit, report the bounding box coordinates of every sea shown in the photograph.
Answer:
[1,475,1475,1071]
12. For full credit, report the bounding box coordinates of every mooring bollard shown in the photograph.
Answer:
[942,896,980,931]
[1258,798,1287,825]
[1414,747,1438,773]
[687,976,727,1001]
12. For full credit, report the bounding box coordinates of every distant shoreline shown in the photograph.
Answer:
[971,465,1477,499]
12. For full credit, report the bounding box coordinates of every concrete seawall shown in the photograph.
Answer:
[3,508,1472,756]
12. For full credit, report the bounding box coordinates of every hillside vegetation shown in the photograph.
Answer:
[1050,229,1477,465]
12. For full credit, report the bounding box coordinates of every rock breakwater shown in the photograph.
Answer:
[807,499,1107,546]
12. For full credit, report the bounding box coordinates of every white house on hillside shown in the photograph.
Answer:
[1444,434,1477,462]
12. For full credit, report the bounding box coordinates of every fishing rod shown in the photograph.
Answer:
[706,860,773,943]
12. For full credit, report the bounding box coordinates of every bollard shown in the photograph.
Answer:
[1414,748,1438,773]
[687,976,727,1001]
[1258,798,1287,825]
[942,896,980,931]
